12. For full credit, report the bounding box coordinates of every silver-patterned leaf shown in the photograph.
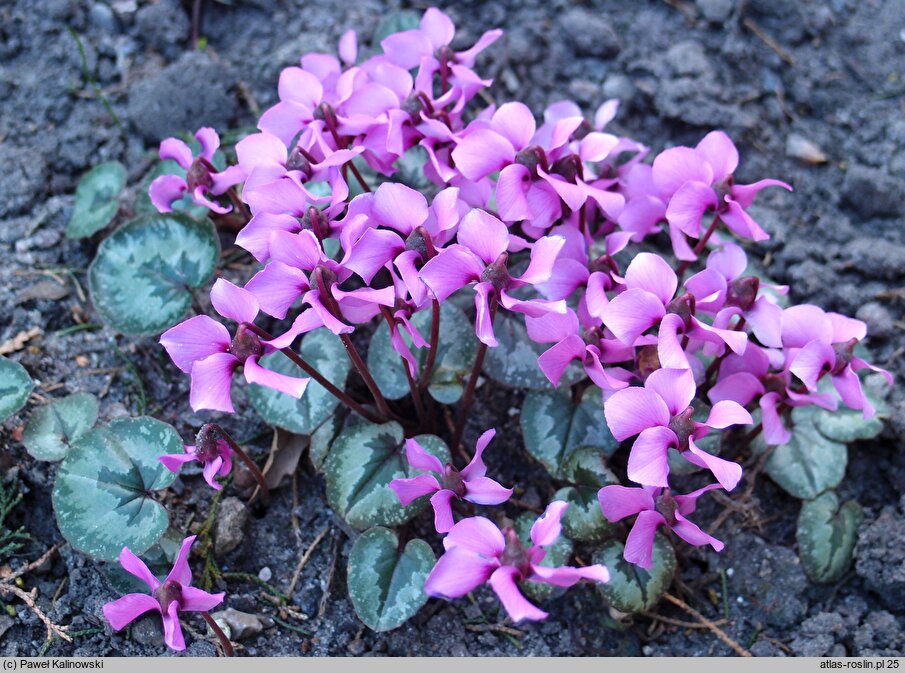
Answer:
[593,534,676,613]
[66,161,126,239]
[555,486,616,542]
[23,393,98,462]
[797,491,863,584]
[515,510,573,602]
[0,356,33,422]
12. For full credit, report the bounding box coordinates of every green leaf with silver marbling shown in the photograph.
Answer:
[521,389,617,479]
[0,356,33,422]
[797,491,863,584]
[515,510,573,603]
[555,486,616,542]
[23,393,98,462]
[593,534,676,613]
[52,417,179,561]
[249,330,350,435]
[88,214,220,335]
[323,422,451,530]
[485,313,583,390]
[347,527,435,632]
[66,161,126,238]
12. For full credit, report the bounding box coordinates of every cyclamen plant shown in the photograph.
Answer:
[72,6,892,650]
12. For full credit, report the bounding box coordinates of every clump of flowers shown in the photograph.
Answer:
[99,6,891,643]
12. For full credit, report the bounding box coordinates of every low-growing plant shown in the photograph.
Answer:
[30,7,892,651]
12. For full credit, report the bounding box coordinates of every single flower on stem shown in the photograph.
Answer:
[102,535,226,652]
[598,484,723,568]
[389,429,513,532]
[424,502,609,622]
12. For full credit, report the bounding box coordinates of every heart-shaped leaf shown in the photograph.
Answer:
[485,314,583,390]
[0,356,33,422]
[561,444,619,488]
[765,406,847,500]
[555,486,616,542]
[520,389,617,479]
[797,491,863,584]
[324,422,450,530]
[811,373,890,443]
[23,393,98,462]
[515,511,573,602]
[88,214,220,335]
[347,527,435,632]
[52,417,179,561]
[248,330,350,434]
[66,161,126,238]
[593,534,676,613]
[368,302,476,404]
[309,412,344,471]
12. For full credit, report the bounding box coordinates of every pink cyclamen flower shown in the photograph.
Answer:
[159,278,309,413]
[653,130,792,257]
[598,484,723,568]
[419,208,566,346]
[149,128,242,214]
[604,367,752,491]
[159,425,234,491]
[424,502,609,622]
[102,535,224,651]
[389,429,513,533]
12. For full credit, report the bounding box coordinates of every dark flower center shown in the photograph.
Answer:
[229,323,264,363]
[405,226,436,260]
[154,579,183,614]
[515,145,548,178]
[636,345,661,381]
[830,338,858,376]
[666,292,696,331]
[480,252,510,292]
[667,407,695,451]
[550,154,582,183]
[500,528,532,578]
[654,491,678,525]
[186,158,214,192]
[726,276,759,311]
[440,464,466,498]
[194,425,224,463]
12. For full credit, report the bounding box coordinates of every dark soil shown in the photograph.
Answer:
[1,0,904,657]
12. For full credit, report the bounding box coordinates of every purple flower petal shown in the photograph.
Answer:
[624,253,677,304]
[201,456,224,490]
[781,305,833,349]
[604,386,671,441]
[159,315,231,374]
[672,512,724,551]
[600,288,666,345]
[720,198,769,241]
[210,278,260,325]
[828,313,867,343]
[530,563,610,587]
[695,131,738,181]
[460,428,495,480]
[189,352,238,413]
[708,372,764,407]
[457,209,510,266]
[419,244,484,302]
[235,213,301,263]
[496,164,532,222]
[194,127,220,162]
[760,392,792,445]
[159,138,193,169]
[518,235,565,285]
[424,546,498,599]
[598,485,656,523]
[538,335,585,388]
[390,474,441,506]
[645,367,696,416]
[789,339,836,390]
[159,452,198,475]
[179,586,225,613]
[624,510,666,569]
[491,102,536,150]
[464,477,512,506]
[488,566,548,622]
[338,29,357,64]
[165,535,197,586]
[277,66,323,109]
[245,262,309,320]
[530,500,568,548]
[730,178,792,209]
[244,355,309,398]
[404,437,444,473]
[705,400,754,429]
[626,426,674,488]
[161,601,186,651]
[665,181,717,238]
[265,309,324,349]
[451,129,515,181]
[652,146,713,196]
[682,437,742,491]
[474,282,498,347]
[443,516,505,556]
[373,182,429,234]
[148,174,188,215]
[103,593,160,631]
[119,547,161,591]
[431,490,457,533]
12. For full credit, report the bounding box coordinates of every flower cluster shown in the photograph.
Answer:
[130,6,891,639]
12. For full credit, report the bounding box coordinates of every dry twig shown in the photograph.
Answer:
[288,526,331,597]
[662,593,751,657]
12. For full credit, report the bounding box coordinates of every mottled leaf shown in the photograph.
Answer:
[52,417,179,561]
[23,393,98,462]
[555,486,616,542]
[324,422,450,530]
[593,534,676,613]
[347,527,435,632]
[66,161,126,238]
[486,314,583,390]
[515,510,573,602]
[0,356,33,422]
[249,330,349,434]
[88,214,220,335]
[797,491,863,584]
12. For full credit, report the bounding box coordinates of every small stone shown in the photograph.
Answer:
[602,74,634,104]
[89,3,118,32]
[696,0,735,23]
[131,613,165,646]
[258,566,272,582]
[0,615,14,639]
[786,133,828,164]
[665,40,713,78]
[347,638,367,655]
[559,9,621,58]
[214,497,248,557]
[135,0,190,57]
[211,608,264,641]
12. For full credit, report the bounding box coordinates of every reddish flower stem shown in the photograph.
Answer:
[211,424,269,506]
[451,296,497,451]
[418,299,441,390]
[380,306,427,427]
[200,611,234,657]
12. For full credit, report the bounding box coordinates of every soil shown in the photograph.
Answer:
[1,0,904,658]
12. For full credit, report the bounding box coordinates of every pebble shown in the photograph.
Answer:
[855,302,894,339]
[559,9,621,58]
[258,566,273,582]
[786,133,828,164]
[696,0,735,24]
[131,614,165,646]
[347,638,367,655]
[211,608,266,641]
[214,496,248,557]
[88,3,118,32]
